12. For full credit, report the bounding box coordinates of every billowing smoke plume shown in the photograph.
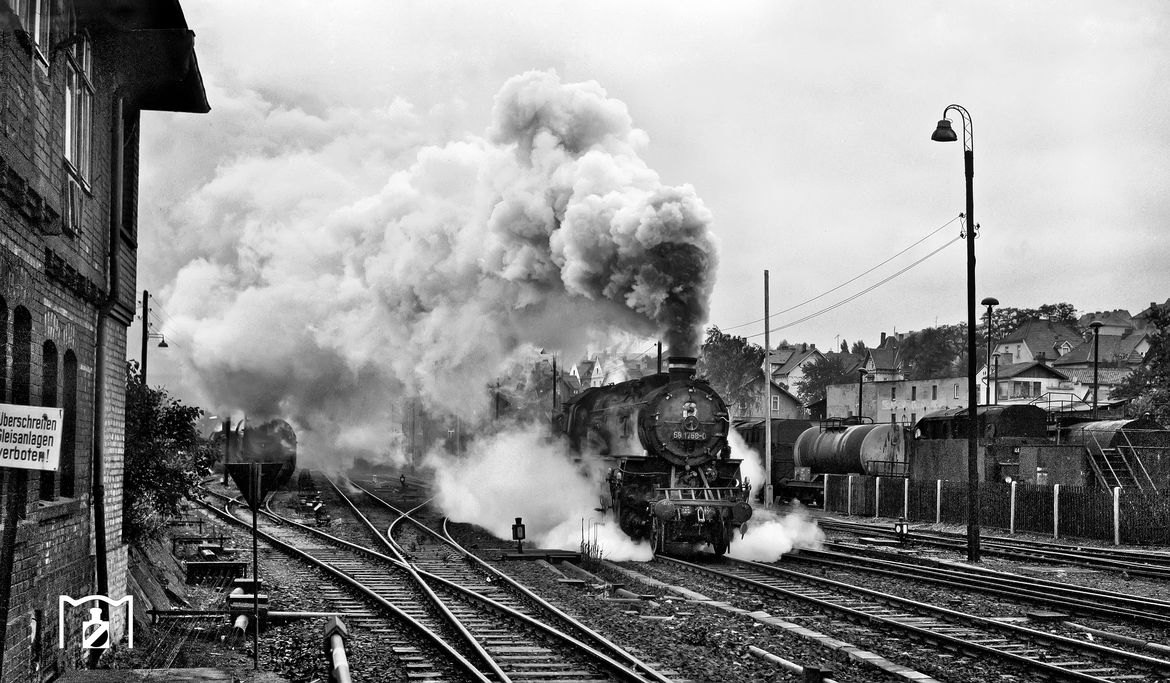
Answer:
[161,71,717,464]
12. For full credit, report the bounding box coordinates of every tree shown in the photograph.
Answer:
[793,353,852,405]
[698,326,766,411]
[124,361,218,543]
[899,324,966,379]
[839,339,849,354]
[850,340,868,356]
[1112,306,1170,425]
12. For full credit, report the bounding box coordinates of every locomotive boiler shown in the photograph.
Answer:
[560,356,753,555]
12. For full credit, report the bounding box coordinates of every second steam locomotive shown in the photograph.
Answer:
[560,357,753,555]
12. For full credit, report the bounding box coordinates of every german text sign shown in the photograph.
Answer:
[0,403,64,471]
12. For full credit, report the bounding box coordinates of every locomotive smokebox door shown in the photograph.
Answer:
[643,384,729,468]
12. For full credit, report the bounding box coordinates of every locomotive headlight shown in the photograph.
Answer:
[653,500,677,521]
[732,502,753,524]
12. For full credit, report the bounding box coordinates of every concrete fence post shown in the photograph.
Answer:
[1053,484,1061,540]
[847,475,854,517]
[1113,486,1121,546]
[823,474,830,512]
[903,477,910,520]
[935,479,942,524]
[875,477,881,518]
[1009,480,1017,535]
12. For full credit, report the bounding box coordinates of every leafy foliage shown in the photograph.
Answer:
[793,353,853,404]
[1112,306,1170,425]
[697,326,766,411]
[898,324,966,379]
[124,361,218,544]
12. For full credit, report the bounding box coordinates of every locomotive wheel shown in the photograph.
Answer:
[651,518,665,554]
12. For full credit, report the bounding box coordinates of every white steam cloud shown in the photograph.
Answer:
[160,71,718,466]
[728,429,825,561]
[423,424,653,561]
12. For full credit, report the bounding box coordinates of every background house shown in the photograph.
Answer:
[766,342,823,390]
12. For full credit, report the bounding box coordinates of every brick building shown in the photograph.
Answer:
[0,1,206,680]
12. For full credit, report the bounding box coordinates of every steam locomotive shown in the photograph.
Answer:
[560,357,753,555]
[219,418,299,496]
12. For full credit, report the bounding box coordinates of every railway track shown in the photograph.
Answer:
[637,554,1170,682]
[821,517,1170,579]
[782,545,1170,630]
[201,487,486,682]
[339,478,679,683]
[206,475,677,682]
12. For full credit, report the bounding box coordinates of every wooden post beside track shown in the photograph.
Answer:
[1009,481,1017,534]
[1053,484,1061,540]
[1112,486,1121,546]
[252,462,260,671]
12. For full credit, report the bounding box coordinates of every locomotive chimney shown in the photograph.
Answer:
[667,356,698,380]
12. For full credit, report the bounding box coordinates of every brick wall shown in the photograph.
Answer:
[1,6,128,680]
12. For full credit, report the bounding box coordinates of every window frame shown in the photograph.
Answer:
[63,27,94,188]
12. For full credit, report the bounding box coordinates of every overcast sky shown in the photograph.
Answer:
[131,1,1170,430]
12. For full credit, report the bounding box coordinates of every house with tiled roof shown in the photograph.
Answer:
[976,361,1071,404]
[766,342,824,390]
[861,332,905,381]
[1132,299,1170,332]
[735,372,807,419]
[992,318,1081,365]
[1077,309,1135,336]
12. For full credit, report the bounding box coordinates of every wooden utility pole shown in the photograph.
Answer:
[764,270,773,508]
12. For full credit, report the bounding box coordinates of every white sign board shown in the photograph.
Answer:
[0,403,64,471]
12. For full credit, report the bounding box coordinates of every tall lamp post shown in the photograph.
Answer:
[1090,321,1103,420]
[931,104,981,562]
[982,297,999,406]
[140,289,168,385]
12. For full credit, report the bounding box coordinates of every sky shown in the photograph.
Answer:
[129,1,1170,454]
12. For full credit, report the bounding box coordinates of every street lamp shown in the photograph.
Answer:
[139,289,168,385]
[1090,321,1103,420]
[931,104,982,562]
[981,297,999,406]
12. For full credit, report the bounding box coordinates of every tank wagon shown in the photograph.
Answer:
[560,357,753,555]
[794,422,908,476]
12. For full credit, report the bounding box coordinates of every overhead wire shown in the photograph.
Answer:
[720,214,963,333]
[746,234,962,339]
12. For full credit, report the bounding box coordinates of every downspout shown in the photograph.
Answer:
[92,95,125,608]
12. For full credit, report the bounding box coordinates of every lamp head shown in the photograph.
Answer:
[931,119,958,142]
[157,337,169,348]
[980,297,999,307]
[1089,321,1104,330]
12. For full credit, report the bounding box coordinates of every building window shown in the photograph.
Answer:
[64,30,94,185]
[910,412,916,425]
[911,386,917,401]
[770,395,779,413]
[7,0,51,65]
[932,385,937,400]
[954,384,960,399]
[891,386,897,399]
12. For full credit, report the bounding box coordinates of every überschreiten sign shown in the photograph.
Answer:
[0,403,64,471]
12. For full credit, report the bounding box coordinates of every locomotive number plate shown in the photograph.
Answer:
[671,431,707,441]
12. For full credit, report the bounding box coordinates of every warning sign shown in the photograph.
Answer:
[0,403,64,472]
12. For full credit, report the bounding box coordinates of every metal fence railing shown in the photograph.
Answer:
[822,473,1170,545]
